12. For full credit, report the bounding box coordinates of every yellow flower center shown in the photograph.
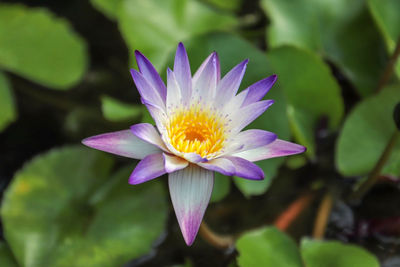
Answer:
[166,107,226,158]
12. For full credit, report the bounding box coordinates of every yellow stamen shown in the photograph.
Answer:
[166,106,226,158]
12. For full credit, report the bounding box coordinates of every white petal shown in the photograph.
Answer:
[82,130,160,159]
[166,68,182,113]
[130,123,169,151]
[191,52,219,104]
[163,153,188,173]
[232,139,306,162]
[169,165,214,246]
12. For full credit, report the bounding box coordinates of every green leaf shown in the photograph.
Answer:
[0,72,16,132]
[118,0,237,70]
[141,107,156,125]
[181,33,291,196]
[200,0,242,12]
[210,172,231,203]
[236,227,303,267]
[301,239,379,267]
[90,0,122,19]
[268,46,344,157]
[0,242,18,267]
[101,95,143,122]
[0,4,88,89]
[1,146,168,267]
[336,85,400,176]
[367,0,400,77]
[233,158,280,197]
[261,0,386,96]
[382,149,400,178]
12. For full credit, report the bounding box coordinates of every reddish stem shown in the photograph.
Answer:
[274,193,314,231]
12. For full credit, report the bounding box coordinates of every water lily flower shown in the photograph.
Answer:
[82,43,306,246]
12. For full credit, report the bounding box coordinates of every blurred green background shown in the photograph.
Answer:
[0,0,399,266]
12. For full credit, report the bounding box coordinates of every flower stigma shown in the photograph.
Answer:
[166,105,226,159]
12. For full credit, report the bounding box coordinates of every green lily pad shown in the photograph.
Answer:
[300,239,379,267]
[0,242,18,267]
[236,227,380,267]
[118,0,237,70]
[0,71,16,132]
[268,46,344,157]
[210,172,231,203]
[233,158,281,197]
[101,95,143,122]
[90,0,122,19]
[180,33,291,196]
[0,4,88,89]
[201,0,242,12]
[367,0,400,77]
[336,85,400,176]
[236,227,303,267]
[261,0,386,96]
[1,146,168,267]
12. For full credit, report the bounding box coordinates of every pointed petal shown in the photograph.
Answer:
[193,52,220,85]
[192,53,219,103]
[82,130,160,159]
[242,75,277,107]
[130,123,168,151]
[129,153,166,184]
[134,51,167,102]
[215,59,248,106]
[225,129,277,154]
[232,139,306,162]
[166,68,182,111]
[131,69,165,108]
[174,43,192,103]
[229,100,275,134]
[169,165,214,245]
[225,156,264,180]
[198,158,235,176]
[163,153,188,173]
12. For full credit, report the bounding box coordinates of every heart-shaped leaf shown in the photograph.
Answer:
[1,146,168,267]
[0,4,88,89]
[336,85,400,176]
[301,239,379,267]
[261,0,386,96]
[236,227,303,267]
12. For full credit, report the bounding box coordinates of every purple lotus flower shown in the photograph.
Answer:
[82,43,306,246]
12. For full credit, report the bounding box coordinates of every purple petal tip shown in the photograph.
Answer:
[130,68,138,76]
[177,42,185,49]
[81,137,92,147]
[134,50,143,58]
[184,235,196,246]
